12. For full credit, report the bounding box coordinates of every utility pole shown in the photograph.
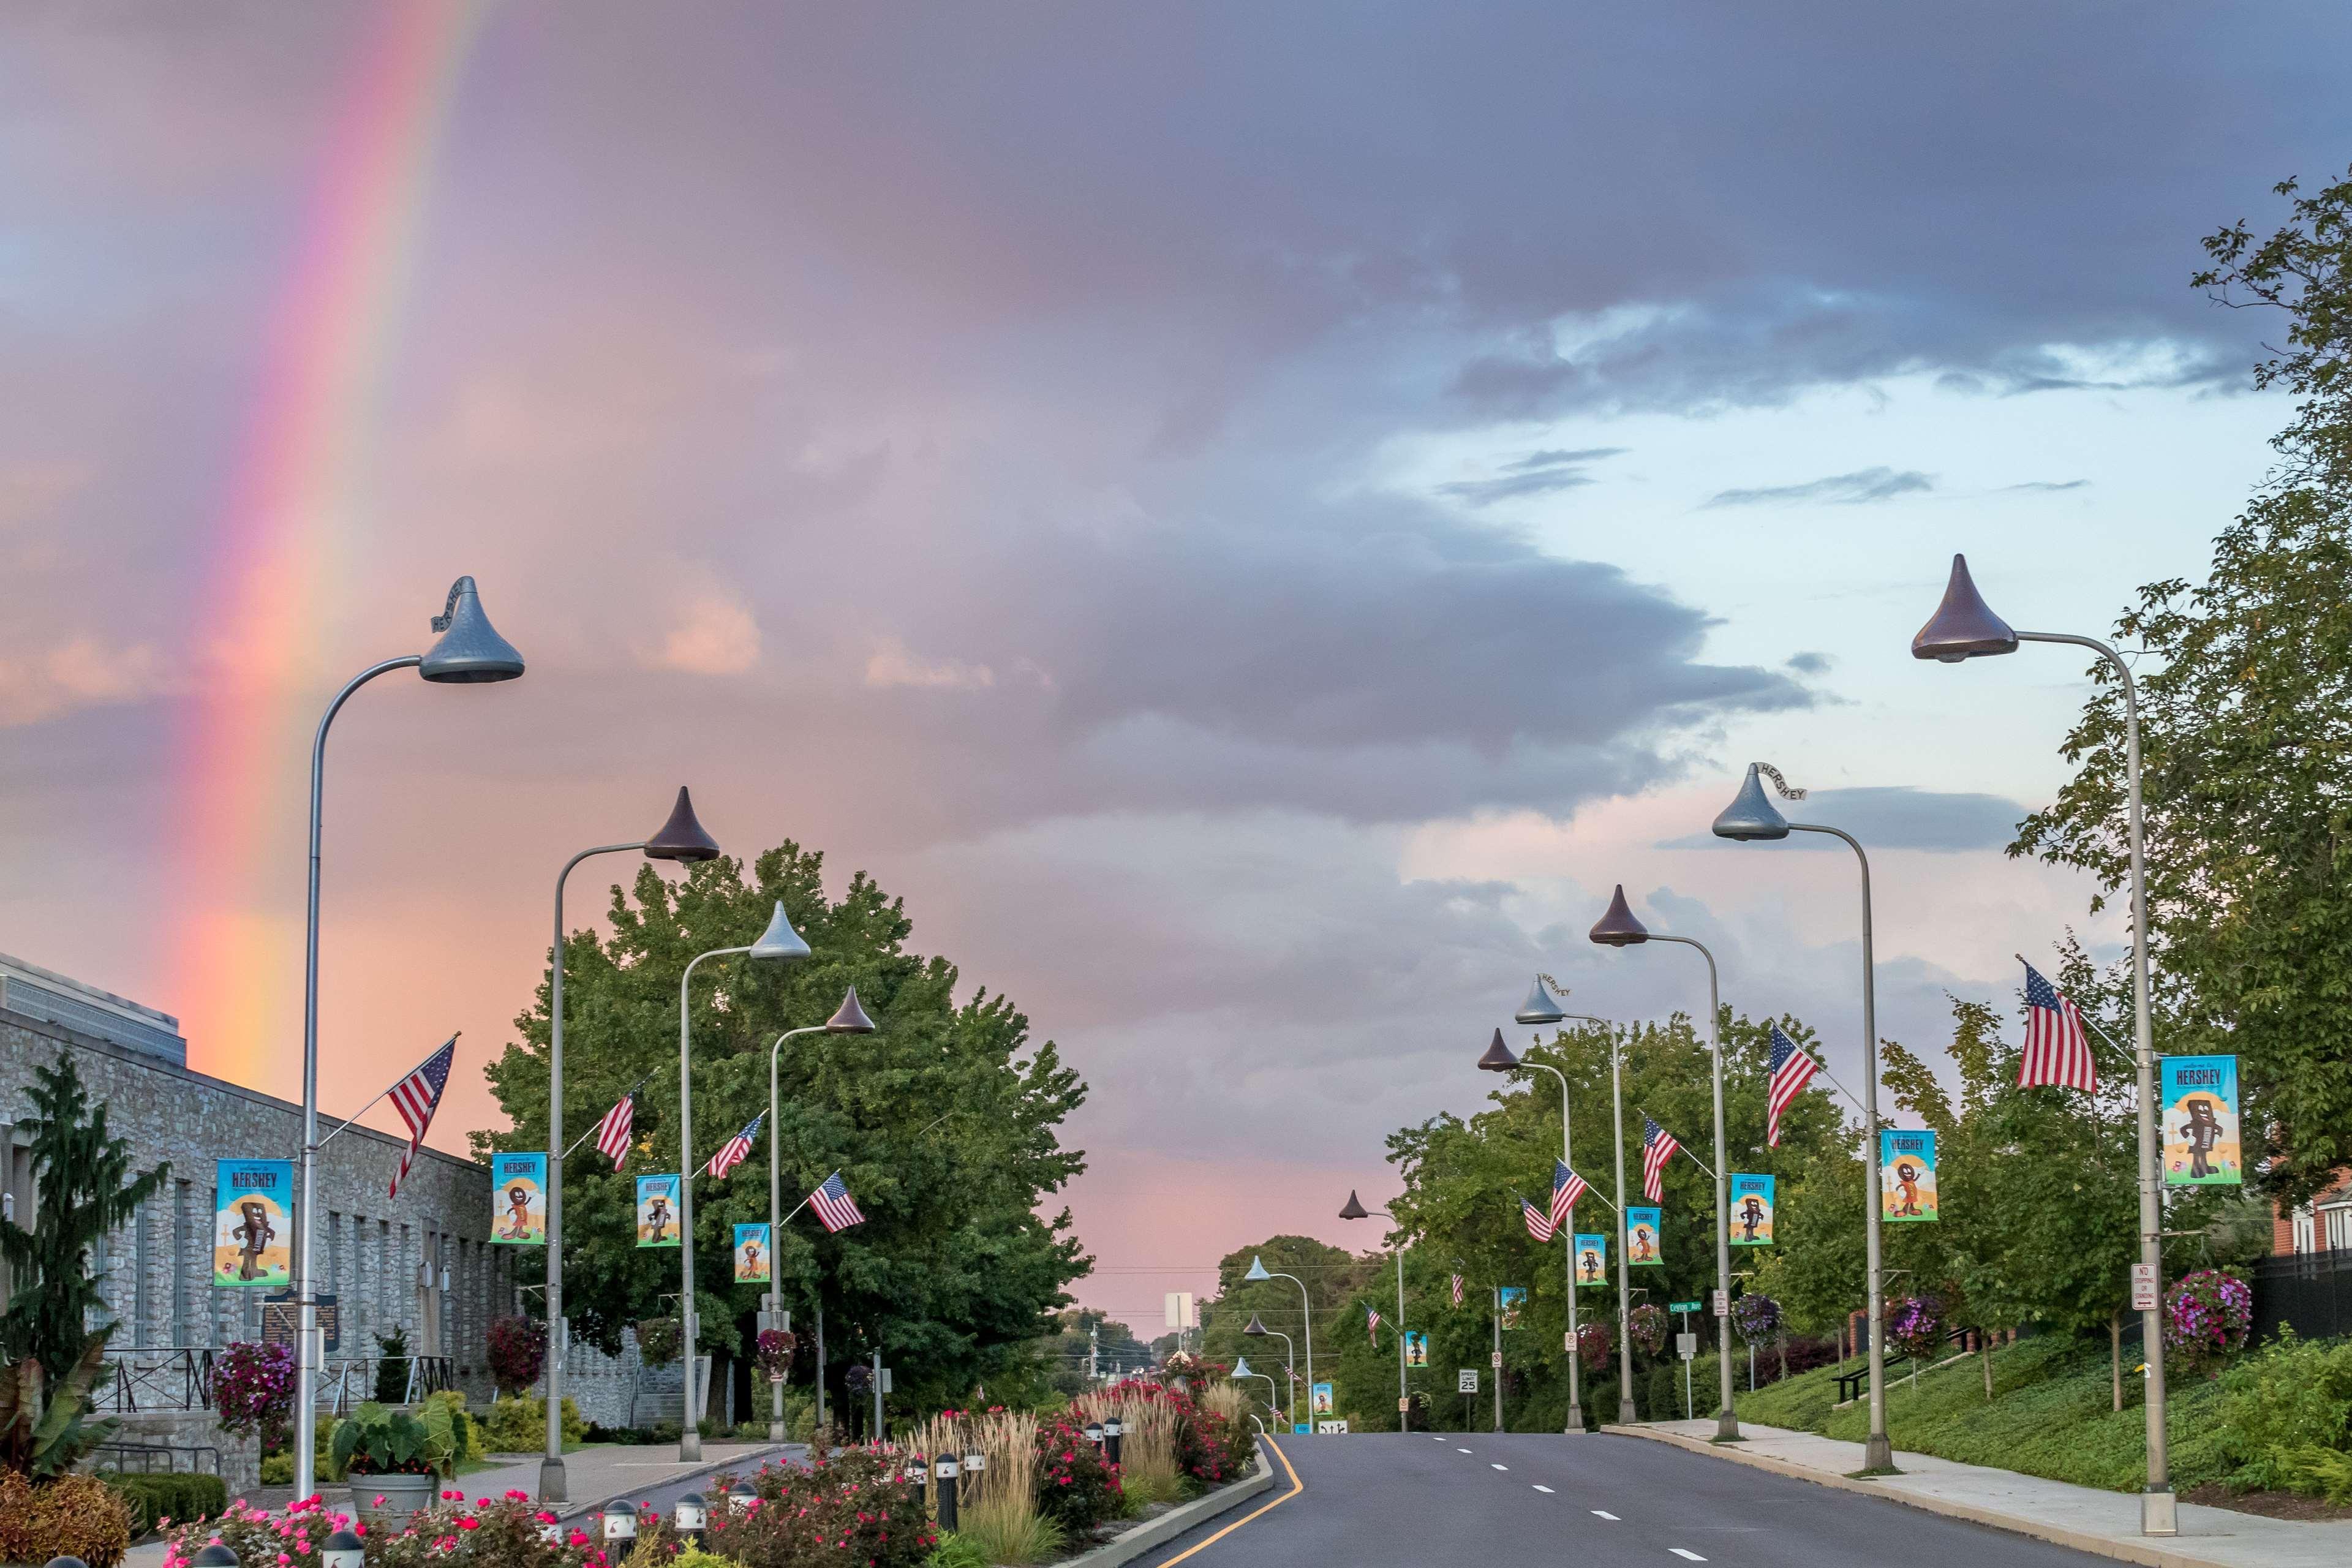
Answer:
[1491,1287,1503,1433]
[1090,1322,1099,1383]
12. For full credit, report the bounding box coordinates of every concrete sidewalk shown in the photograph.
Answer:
[1618,1420,2352,1568]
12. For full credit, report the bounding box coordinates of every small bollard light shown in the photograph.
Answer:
[601,1502,639,1544]
[191,1548,241,1568]
[321,1529,366,1568]
[1103,1417,1123,1466]
[1084,1422,1104,1446]
[905,1452,929,1492]
[962,1450,986,1480]
[47,1557,92,1568]
[675,1491,709,1540]
[728,1480,759,1515]
[537,1522,563,1544]
[932,1455,960,1532]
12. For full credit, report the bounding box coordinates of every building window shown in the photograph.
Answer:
[2326,1205,2352,1252]
[2293,1207,2316,1254]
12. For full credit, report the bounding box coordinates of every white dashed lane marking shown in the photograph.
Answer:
[1490,1463,1508,1471]
[1593,1510,1620,1520]
[1532,1485,1555,1494]
[1457,1447,1474,1453]
[1670,1550,1708,1562]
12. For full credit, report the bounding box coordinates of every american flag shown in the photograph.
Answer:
[1640,1117,1681,1203]
[1766,1023,1820,1149]
[704,1113,763,1178]
[592,1091,636,1169]
[2020,961,2097,1093]
[1366,1306,1382,1343]
[1550,1159,1588,1231]
[810,1170,865,1232]
[386,1036,456,1199]
[1450,1272,1464,1307]
[1522,1196,1558,1242]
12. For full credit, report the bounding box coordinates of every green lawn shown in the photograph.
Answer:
[1734,1336,2233,1493]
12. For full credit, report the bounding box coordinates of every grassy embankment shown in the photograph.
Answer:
[1732,1334,2233,1492]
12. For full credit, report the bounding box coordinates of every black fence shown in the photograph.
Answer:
[97,1347,216,1412]
[2252,1252,2352,1343]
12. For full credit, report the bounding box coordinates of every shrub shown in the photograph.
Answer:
[1577,1321,1613,1372]
[107,1471,228,1536]
[0,1470,134,1567]
[2214,1329,2352,1493]
[211,1341,298,1448]
[2165,1270,2253,1375]
[2279,1446,2352,1504]
[722,1447,932,1568]
[164,1491,605,1568]
[481,1394,586,1453]
[488,1317,549,1397]
[1034,1412,1123,1534]
[925,1534,992,1568]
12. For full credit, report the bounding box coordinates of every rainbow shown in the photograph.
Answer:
[172,0,487,1087]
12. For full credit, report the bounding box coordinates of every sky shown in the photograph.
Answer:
[1,2,2345,1330]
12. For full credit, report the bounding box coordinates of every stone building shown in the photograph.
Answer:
[1,952,518,1485]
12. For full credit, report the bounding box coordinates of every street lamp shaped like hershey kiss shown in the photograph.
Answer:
[1476,1027,1520,1072]
[1909,552,2019,662]
[1910,551,2175,1538]
[1337,1189,1370,1220]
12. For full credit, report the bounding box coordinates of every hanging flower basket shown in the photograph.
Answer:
[636,1316,683,1368]
[1732,1292,1782,1344]
[1627,1303,1667,1356]
[1885,1295,1943,1362]
[2163,1269,2252,1374]
[756,1328,797,1383]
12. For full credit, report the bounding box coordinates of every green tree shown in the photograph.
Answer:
[0,1055,168,1376]
[478,842,1088,1415]
[2021,165,2352,1206]
[1370,1008,1852,1427]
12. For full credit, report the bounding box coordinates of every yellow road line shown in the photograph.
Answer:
[1155,1435,1304,1565]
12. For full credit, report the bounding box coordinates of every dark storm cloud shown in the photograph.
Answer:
[1703,467,1937,508]
[1656,785,2029,854]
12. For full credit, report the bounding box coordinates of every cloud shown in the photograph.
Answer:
[1656,785,2029,854]
[1436,445,1627,506]
[1998,479,2090,493]
[642,592,761,676]
[1785,650,1833,675]
[1702,467,1936,508]
[865,638,997,692]
[0,636,168,727]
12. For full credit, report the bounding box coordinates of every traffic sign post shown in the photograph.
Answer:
[2130,1264,2159,1313]
[1673,1305,1701,1419]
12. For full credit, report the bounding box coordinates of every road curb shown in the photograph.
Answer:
[1054,1442,1277,1568]
[1604,1425,2241,1568]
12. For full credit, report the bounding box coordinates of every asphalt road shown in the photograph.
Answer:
[1130,1431,2120,1568]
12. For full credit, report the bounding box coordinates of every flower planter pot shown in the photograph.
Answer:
[347,1470,439,1526]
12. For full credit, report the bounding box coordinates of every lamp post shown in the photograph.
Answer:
[677,900,812,1461]
[1580,893,1652,1426]
[1710,771,1890,1465]
[1243,1256,1310,1430]
[1583,889,1739,1442]
[292,576,523,1504]
[1478,998,1601,1436]
[766,987,877,1439]
[1913,553,2173,1533]
[1338,1190,1411,1432]
[542,788,720,1501]
[1240,1313,1295,1430]
[1232,1355,1282,1429]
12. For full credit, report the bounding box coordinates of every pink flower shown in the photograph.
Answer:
[507,1489,530,1501]
[458,1517,481,1531]
[374,1496,388,1508]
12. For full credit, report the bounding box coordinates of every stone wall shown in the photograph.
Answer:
[104,1408,263,1498]
[1,1007,513,1417]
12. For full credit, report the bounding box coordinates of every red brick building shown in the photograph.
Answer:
[2274,1170,2352,1254]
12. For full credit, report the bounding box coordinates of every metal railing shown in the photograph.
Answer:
[97,1347,216,1413]
[93,1439,222,1477]
[317,1355,459,1414]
